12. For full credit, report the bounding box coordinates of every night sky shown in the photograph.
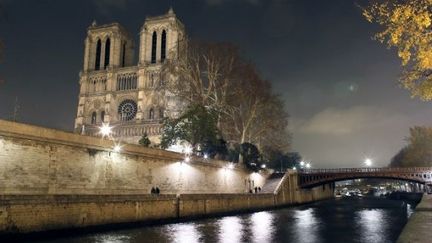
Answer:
[0,0,431,168]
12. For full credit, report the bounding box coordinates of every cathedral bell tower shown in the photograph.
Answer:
[74,8,185,144]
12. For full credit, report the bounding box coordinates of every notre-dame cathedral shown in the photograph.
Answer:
[74,8,184,144]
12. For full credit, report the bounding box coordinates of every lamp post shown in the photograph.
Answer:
[98,123,122,153]
[364,158,372,167]
[99,123,113,138]
[300,161,305,168]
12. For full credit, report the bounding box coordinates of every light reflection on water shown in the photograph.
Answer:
[250,211,274,243]
[293,208,319,243]
[357,209,386,243]
[166,223,202,243]
[217,216,243,243]
[33,198,415,243]
[407,203,414,217]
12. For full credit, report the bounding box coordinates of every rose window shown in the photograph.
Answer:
[118,99,137,121]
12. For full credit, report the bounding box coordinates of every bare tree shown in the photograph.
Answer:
[223,64,290,150]
[163,39,290,152]
[163,40,242,125]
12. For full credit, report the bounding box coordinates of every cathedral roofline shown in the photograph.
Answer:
[145,7,176,21]
[141,8,185,33]
[87,22,133,39]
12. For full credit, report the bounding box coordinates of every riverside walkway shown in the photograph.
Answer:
[397,194,432,243]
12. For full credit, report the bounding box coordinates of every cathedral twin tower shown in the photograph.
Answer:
[74,8,185,144]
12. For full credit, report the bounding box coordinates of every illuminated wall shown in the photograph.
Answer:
[0,120,267,195]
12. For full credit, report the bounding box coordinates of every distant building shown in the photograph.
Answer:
[74,8,185,144]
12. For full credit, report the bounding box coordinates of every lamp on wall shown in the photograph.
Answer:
[113,144,122,153]
[99,123,113,138]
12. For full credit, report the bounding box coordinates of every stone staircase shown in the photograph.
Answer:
[261,172,286,193]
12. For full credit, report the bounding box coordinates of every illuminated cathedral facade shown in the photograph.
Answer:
[74,8,185,144]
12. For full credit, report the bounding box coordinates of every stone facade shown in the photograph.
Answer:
[74,8,185,144]
[0,120,266,195]
[0,120,334,234]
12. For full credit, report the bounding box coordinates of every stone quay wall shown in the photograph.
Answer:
[397,194,432,243]
[0,120,334,234]
[0,184,333,234]
[0,120,267,195]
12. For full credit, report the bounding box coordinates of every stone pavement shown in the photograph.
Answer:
[397,194,432,243]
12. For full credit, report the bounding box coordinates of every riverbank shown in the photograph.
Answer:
[10,197,412,243]
[0,186,334,236]
[397,194,432,243]
[0,120,334,235]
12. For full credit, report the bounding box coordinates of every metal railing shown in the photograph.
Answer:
[297,167,432,187]
[299,167,432,174]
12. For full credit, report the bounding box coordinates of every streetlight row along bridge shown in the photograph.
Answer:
[298,167,432,189]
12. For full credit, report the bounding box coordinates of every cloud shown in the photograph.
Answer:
[298,106,402,136]
[290,105,432,168]
[92,0,129,15]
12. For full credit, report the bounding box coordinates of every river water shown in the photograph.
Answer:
[32,198,416,243]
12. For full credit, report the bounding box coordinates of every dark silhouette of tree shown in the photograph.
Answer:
[160,104,219,150]
[138,133,151,147]
[263,148,302,172]
[240,143,260,170]
[389,126,432,167]
[162,39,291,159]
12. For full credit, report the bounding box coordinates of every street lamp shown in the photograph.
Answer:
[305,162,311,169]
[364,158,372,167]
[184,145,193,155]
[99,123,113,138]
[113,144,121,153]
[300,161,305,167]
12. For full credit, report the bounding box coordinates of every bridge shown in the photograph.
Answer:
[298,167,432,189]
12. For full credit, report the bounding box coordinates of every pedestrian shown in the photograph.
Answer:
[151,187,155,194]
[254,187,258,193]
[156,187,160,194]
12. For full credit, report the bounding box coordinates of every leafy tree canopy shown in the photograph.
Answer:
[160,104,219,151]
[138,133,151,147]
[264,150,302,172]
[363,0,432,100]
[240,142,261,170]
[390,126,432,167]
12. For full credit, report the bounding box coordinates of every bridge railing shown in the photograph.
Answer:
[299,167,432,174]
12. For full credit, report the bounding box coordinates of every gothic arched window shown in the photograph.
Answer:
[101,111,105,123]
[91,112,97,124]
[95,39,101,70]
[104,38,111,69]
[122,42,126,67]
[159,108,164,119]
[149,108,154,120]
[161,30,167,62]
[151,31,157,64]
